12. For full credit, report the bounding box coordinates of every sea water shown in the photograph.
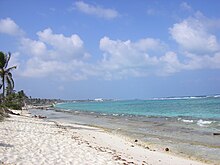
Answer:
[31,95,220,164]
[56,95,220,121]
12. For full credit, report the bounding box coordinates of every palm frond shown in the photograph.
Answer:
[0,68,3,76]
[0,51,17,97]
[7,72,14,87]
[5,66,17,72]
[0,51,6,69]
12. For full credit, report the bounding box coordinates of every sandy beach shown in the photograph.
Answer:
[0,111,209,165]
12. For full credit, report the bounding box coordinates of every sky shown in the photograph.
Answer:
[0,0,220,99]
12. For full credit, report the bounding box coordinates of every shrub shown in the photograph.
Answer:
[0,106,10,122]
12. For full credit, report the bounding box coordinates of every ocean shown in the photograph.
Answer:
[30,95,220,164]
[56,95,220,121]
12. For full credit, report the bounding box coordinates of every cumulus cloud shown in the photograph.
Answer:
[183,52,220,70]
[0,17,24,36]
[99,37,175,79]
[1,16,220,81]
[75,1,119,19]
[17,28,91,80]
[22,57,90,80]
[18,33,178,80]
[20,38,47,57]
[37,28,85,58]
[99,34,220,78]
[167,10,220,73]
[158,51,183,75]
[20,33,219,80]
[0,17,91,80]
[169,13,220,54]
[99,37,161,67]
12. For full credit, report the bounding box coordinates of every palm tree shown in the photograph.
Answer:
[0,51,17,99]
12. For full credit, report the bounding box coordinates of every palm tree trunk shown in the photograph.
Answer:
[2,75,5,98]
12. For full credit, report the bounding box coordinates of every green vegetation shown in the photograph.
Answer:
[0,105,9,121]
[3,90,28,110]
[0,51,27,121]
[0,51,17,98]
[27,98,62,106]
[0,51,62,121]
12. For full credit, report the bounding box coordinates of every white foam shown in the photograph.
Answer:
[214,95,220,98]
[197,119,213,127]
[182,119,194,123]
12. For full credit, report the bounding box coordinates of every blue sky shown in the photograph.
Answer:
[0,0,220,99]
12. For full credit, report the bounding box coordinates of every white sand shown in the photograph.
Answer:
[0,112,208,165]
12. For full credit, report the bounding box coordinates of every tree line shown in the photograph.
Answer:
[0,51,28,120]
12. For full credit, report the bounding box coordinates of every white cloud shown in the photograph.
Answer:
[19,34,220,80]
[22,57,90,80]
[2,17,220,81]
[18,28,91,80]
[75,1,119,19]
[0,17,24,36]
[20,38,47,57]
[99,37,160,67]
[168,11,220,72]
[134,38,166,52]
[158,51,183,75]
[99,35,220,79]
[169,15,220,54]
[99,37,173,79]
[183,52,220,70]
[37,28,84,58]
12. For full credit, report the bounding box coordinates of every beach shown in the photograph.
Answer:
[0,110,209,165]
[1,0,220,164]
[45,98,220,164]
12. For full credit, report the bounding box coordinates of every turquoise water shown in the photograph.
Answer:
[55,96,220,120]
[32,95,220,163]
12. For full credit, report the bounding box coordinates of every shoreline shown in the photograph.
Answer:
[30,107,220,164]
[0,109,210,165]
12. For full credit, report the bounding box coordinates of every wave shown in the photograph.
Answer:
[197,119,215,127]
[149,94,220,101]
[213,95,220,98]
[182,119,194,123]
[177,117,218,127]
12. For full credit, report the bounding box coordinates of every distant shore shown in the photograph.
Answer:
[0,109,208,165]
